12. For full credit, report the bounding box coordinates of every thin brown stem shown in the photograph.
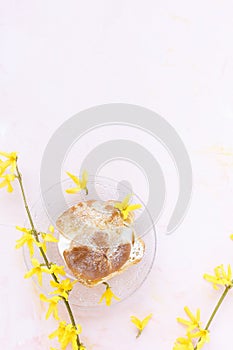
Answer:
[15,164,81,348]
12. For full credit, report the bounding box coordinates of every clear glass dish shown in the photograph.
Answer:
[23,176,156,308]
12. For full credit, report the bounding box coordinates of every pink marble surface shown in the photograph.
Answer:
[1,1,233,349]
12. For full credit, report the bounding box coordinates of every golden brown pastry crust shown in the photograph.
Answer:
[63,242,131,286]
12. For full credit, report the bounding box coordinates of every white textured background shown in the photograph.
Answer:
[1,1,233,349]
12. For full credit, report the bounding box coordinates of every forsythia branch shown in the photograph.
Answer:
[15,163,83,349]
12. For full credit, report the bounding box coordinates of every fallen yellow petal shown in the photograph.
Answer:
[130,314,152,338]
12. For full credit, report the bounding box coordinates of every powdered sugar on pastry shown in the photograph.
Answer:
[56,199,145,287]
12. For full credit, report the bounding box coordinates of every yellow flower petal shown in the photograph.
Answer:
[40,294,49,302]
[66,169,89,195]
[184,307,196,323]
[114,193,141,220]
[66,187,81,194]
[177,307,201,332]
[42,233,58,243]
[98,284,120,306]
[203,264,233,289]
[37,270,43,286]
[40,294,61,320]
[0,174,15,192]
[66,171,80,185]
[188,329,210,350]
[0,160,11,176]
[49,225,55,233]
[24,269,35,279]
[49,321,67,340]
[141,313,153,328]
[121,193,132,209]
[80,169,88,188]
[15,228,36,257]
[130,316,142,329]
[49,322,81,350]
[127,204,142,211]
[16,226,31,234]
[130,314,152,338]
[50,279,77,300]
[0,151,17,175]
[173,337,194,350]
[24,259,50,285]
[0,151,17,160]
[50,264,66,279]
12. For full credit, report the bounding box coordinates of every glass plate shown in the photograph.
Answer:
[23,176,156,308]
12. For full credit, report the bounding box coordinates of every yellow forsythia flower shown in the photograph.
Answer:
[0,174,15,192]
[177,307,201,332]
[49,263,66,280]
[98,283,120,306]
[24,258,51,286]
[49,321,67,342]
[60,324,82,350]
[39,225,58,253]
[50,279,77,300]
[0,151,17,176]
[203,264,233,289]
[114,193,142,220]
[175,307,210,350]
[189,329,210,349]
[66,170,88,195]
[49,322,82,350]
[15,226,40,257]
[130,313,153,338]
[173,337,194,350]
[40,294,61,320]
